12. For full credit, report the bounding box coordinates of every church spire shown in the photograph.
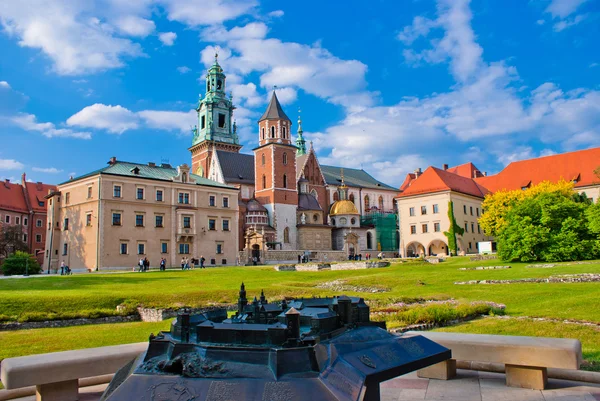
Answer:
[338,168,349,200]
[259,90,290,122]
[257,89,292,146]
[296,108,306,156]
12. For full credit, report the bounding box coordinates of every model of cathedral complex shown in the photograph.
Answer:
[189,55,399,262]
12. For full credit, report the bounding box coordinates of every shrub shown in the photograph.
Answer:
[2,251,41,276]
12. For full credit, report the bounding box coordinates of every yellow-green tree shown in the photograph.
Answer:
[479,180,575,236]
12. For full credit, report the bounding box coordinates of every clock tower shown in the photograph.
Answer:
[189,54,241,178]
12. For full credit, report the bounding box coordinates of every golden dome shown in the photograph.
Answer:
[329,200,359,216]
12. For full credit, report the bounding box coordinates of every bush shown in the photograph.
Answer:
[2,251,41,276]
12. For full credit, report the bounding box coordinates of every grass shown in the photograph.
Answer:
[435,316,600,372]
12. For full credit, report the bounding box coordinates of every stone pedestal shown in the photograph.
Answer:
[417,359,457,380]
[505,364,548,390]
[36,379,78,401]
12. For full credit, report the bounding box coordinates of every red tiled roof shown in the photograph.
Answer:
[476,147,600,192]
[445,162,483,179]
[397,167,489,199]
[399,173,416,192]
[0,180,28,213]
[24,181,56,213]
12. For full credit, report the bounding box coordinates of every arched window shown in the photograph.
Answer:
[283,152,288,165]
[283,227,290,243]
[313,214,319,222]
[351,217,356,225]
[182,173,187,183]
[206,81,210,92]
[271,126,275,138]
[331,218,336,226]
[217,80,222,90]
[310,189,318,199]
[262,127,265,139]
[364,195,370,211]
[340,217,347,225]
[282,126,286,138]
[367,232,373,249]
[333,192,339,201]
[262,154,265,165]
[378,195,384,210]
[349,193,355,203]
[283,174,287,188]
[262,175,266,189]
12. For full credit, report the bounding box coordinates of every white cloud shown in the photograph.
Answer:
[32,167,63,174]
[11,113,91,139]
[545,0,588,19]
[158,0,257,26]
[590,63,599,68]
[67,104,139,134]
[552,14,587,31]
[268,10,284,18]
[201,22,268,42]
[536,19,546,25]
[0,159,24,170]
[0,81,10,89]
[177,66,191,74]
[268,87,296,105]
[114,16,155,37]
[230,82,263,107]
[137,110,196,133]
[158,31,177,46]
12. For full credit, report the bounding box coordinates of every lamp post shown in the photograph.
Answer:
[24,256,29,277]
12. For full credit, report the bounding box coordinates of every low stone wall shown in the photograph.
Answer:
[459,266,510,271]
[240,250,347,264]
[0,315,139,331]
[274,260,390,272]
[137,306,236,322]
[455,273,600,285]
[331,261,390,270]
[469,254,497,261]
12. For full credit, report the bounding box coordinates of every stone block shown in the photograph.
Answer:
[505,364,548,390]
[36,380,78,401]
[417,359,456,380]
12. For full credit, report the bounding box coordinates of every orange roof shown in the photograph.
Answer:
[476,147,600,192]
[0,180,28,213]
[399,173,416,192]
[24,181,56,213]
[445,162,484,179]
[397,167,489,199]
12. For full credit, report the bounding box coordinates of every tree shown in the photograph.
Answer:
[0,224,29,259]
[2,251,41,276]
[480,180,575,236]
[443,201,464,256]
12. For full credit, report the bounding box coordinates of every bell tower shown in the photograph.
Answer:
[254,90,298,250]
[189,54,241,178]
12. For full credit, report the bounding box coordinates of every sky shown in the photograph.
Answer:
[0,0,598,187]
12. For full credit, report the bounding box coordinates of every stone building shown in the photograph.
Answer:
[0,174,55,264]
[43,159,239,272]
[396,147,600,257]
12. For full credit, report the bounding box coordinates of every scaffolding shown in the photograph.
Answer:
[361,212,398,252]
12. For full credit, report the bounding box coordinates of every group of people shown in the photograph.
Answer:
[181,256,205,270]
[137,257,150,272]
[60,261,72,275]
[348,252,385,261]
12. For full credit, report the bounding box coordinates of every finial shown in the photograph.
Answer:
[273,85,277,91]
[340,168,345,185]
[310,140,314,150]
[215,52,218,60]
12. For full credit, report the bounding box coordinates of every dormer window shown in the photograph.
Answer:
[131,167,140,175]
[182,173,187,183]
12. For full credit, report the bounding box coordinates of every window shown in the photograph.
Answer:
[39,201,44,207]
[136,214,144,227]
[464,222,468,233]
[282,126,286,138]
[23,217,28,226]
[161,242,168,253]
[470,206,473,215]
[216,243,223,254]
[261,154,265,165]
[120,243,128,255]
[23,234,27,242]
[331,218,336,225]
[223,197,229,208]
[16,217,20,225]
[333,192,339,201]
[340,217,347,225]
[364,195,370,210]
[208,219,216,230]
[179,243,190,254]
[178,193,190,204]
[283,152,288,165]
[222,219,230,231]
[86,214,92,226]
[434,222,441,232]
[421,205,427,215]
[218,113,225,128]
[471,223,475,233]
[209,195,216,206]
[262,175,266,189]
[433,204,439,214]
[155,215,163,228]
[410,225,417,234]
[283,174,287,188]
[463,205,467,214]
[113,186,121,198]
[422,224,428,233]
[182,173,187,183]
[136,188,144,200]
[87,187,92,199]
[313,214,319,222]
[262,127,265,139]
[379,196,384,210]
[156,190,163,202]
[409,207,415,216]
[63,243,68,255]
[63,218,69,230]
[351,217,356,225]
[349,193,355,203]
[271,126,275,138]
[112,213,122,226]
[138,243,145,255]
[36,234,42,243]
[201,115,206,129]
[476,207,480,217]
[36,219,42,227]
[183,216,191,228]
[283,227,290,243]
[478,224,481,234]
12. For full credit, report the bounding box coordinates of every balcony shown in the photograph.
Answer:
[176,226,196,242]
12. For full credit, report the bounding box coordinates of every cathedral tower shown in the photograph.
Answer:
[254,91,298,249]
[189,54,241,178]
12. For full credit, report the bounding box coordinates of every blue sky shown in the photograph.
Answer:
[0,0,598,187]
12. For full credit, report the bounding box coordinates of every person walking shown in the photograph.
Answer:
[181,257,185,270]
[200,255,205,268]
[60,261,65,275]
[138,258,144,272]
[160,258,166,271]
[144,257,149,272]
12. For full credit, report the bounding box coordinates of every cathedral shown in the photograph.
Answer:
[189,56,399,262]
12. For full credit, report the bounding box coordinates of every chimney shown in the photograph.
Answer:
[148,162,156,167]
[484,172,487,177]
[5,179,10,184]
[108,156,117,165]
[443,164,448,170]
[414,168,422,178]
[21,172,26,184]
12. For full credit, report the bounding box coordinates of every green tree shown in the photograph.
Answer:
[443,201,464,256]
[2,251,41,276]
[0,225,29,259]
